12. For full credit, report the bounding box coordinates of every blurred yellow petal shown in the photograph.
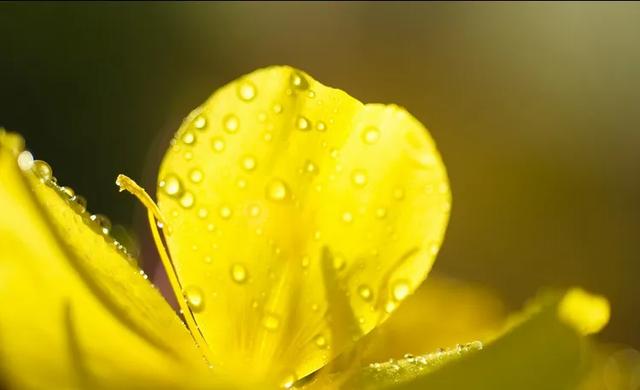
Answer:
[343,288,609,390]
[156,66,450,385]
[0,131,211,389]
[359,275,506,364]
[559,288,610,335]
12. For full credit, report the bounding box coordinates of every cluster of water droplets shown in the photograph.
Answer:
[16,150,141,271]
[365,341,484,385]
[152,69,450,388]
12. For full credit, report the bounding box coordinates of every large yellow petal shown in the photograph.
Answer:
[156,66,450,385]
[0,130,212,389]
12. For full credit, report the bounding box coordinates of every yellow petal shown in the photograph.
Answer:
[344,288,610,389]
[0,131,212,389]
[156,66,450,384]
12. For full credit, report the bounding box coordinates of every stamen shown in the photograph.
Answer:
[116,174,213,364]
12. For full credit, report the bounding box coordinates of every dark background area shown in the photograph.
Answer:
[1,2,638,348]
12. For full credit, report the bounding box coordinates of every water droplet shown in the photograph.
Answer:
[236,177,247,189]
[362,126,380,144]
[230,263,248,284]
[392,280,411,301]
[183,151,193,161]
[351,169,368,187]
[375,207,387,219]
[219,205,233,219]
[290,70,309,90]
[160,174,182,197]
[182,130,196,145]
[301,256,310,268]
[272,103,283,114]
[262,313,281,331]
[212,137,226,152]
[60,186,75,198]
[32,160,52,181]
[17,151,34,171]
[385,301,397,313]
[266,179,289,201]
[179,191,195,209]
[184,286,205,312]
[296,115,310,131]
[193,115,207,130]
[71,195,87,213]
[316,121,327,132]
[330,148,339,159]
[311,303,319,311]
[358,285,373,301]
[90,214,112,234]
[263,132,273,142]
[342,211,354,223]
[223,114,239,133]
[438,182,449,194]
[333,254,346,270]
[249,204,261,217]
[189,168,204,183]
[197,207,208,219]
[241,155,257,171]
[303,160,318,174]
[307,90,316,98]
[314,335,328,349]
[237,80,257,101]
[281,374,296,389]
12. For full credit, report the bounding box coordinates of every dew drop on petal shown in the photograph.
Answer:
[281,374,296,389]
[17,151,34,171]
[262,313,281,331]
[219,205,233,219]
[351,169,368,187]
[32,160,52,181]
[358,285,373,301]
[342,211,354,224]
[193,115,207,130]
[272,103,283,114]
[266,179,289,202]
[316,121,327,132]
[197,207,208,219]
[179,191,195,209]
[314,335,328,349]
[392,280,411,301]
[212,137,226,153]
[90,214,112,235]
[290,70,309,90]
[182,130,196,145]
[241,155,257,171]
[333,254,346,271]
[60,186,75,198]
[249,204,261,217]
[304,160,318,174]
[237,80,257,102]
[375,207,387,219]
[296,115,311,131]
[230,263,248,284]
[189,168,204,184]
[223,114,240,133]
[160,174,183,197]
[184,286,205,312]
[362,126,380,144]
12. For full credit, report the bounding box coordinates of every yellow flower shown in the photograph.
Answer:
[0,66,610,389]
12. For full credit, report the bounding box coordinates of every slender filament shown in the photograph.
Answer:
[116,174,213,364]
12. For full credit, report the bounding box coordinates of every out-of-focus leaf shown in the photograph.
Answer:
[345,288,609,390]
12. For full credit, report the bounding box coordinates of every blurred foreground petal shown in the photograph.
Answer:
[0,131,212,389]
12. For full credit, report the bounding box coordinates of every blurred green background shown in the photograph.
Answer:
[1,2,638,348]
